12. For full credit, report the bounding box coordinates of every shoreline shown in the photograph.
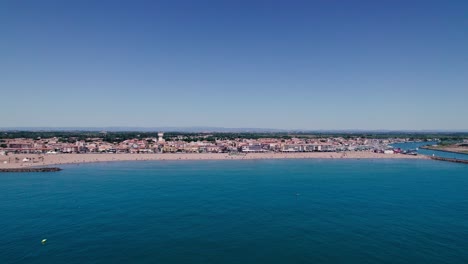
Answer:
[0,152,427,169]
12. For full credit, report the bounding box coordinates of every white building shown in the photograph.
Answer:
[158,132,165,143]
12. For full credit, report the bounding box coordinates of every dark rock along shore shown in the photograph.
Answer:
[0,167,62,173]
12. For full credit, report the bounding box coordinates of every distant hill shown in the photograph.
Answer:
[1,127,467,133]
[0,127,288,133]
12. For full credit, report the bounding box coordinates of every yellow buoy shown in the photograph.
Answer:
[41,239,47,245]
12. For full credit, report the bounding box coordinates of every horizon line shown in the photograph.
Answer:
[1,126,468,133]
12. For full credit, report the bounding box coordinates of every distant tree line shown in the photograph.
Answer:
[1,131,467,143]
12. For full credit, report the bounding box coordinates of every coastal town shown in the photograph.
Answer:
[5,131,466,169]
[0,132,428,156]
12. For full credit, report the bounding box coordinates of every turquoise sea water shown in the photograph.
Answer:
[1,159,468,264]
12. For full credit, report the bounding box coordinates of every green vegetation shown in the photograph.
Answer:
[1,130,467,143]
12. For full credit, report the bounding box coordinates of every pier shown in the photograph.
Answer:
[430,156,468,165]
[0,167,62,173]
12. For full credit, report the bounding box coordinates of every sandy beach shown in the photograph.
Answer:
[0,152,426,169]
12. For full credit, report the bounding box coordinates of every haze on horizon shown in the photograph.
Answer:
[1,0,467,130]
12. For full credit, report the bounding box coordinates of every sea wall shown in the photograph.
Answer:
[430,156,468,164]
[0,167,62,173]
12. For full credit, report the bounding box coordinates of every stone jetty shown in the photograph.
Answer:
[0,167,62,173]
[430,156,468,164]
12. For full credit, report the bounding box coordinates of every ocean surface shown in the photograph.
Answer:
[1,159,468,264]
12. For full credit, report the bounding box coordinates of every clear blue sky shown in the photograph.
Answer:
[1,0,467,130]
